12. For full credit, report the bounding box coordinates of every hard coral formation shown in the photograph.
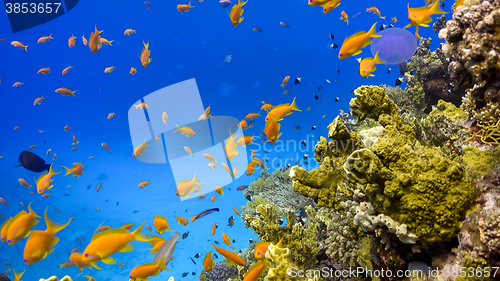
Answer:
[39,277,73,281]
[345,85,477,244]
[205,262,238,281]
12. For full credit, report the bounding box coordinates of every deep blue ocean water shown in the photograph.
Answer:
[0,0,445,280]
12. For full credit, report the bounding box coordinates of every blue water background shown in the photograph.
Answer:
[0,0,444,280]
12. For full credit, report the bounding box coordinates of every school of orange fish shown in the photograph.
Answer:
[0,0,453,280]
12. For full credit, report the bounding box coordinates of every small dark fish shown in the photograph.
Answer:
[283,88,290,95]
[335,97,339,102]
[132,210,138,213]
[116,201,119,206]
[318,86,322,92]
[190,257,196,265]
[236,185,248,191]
[337,68,340,73]
[287,163,291,168]
[263,150,269,153]
[277,163,280,167]
[260,133,266,137]
[296,161,300,165]
[300,140,306,146]
[261,100,267,104]
[232,239,236,243]
[16,151,51,173]
[303,154,309,160]
[395,77,403,86]
[294,126,300,130]
[330,43,338,49]
[312,126,316,130]
[64,194,69,196]
[87,185,91,190]
[442,2,445,7]
[294,78,301,84]
[387,68,391,74]
[329,33,334,40]
[194,253,201,258]
[314,94,319,100]
[214,253,219,258]
[304,161,309,165]
[248,120,255,128]
[379,24,387,31]
[253,27,262,32]
[182,231,189,239]
[280,21,290,27]
[306,105,311,111]
[228,216,235,227]
[185,209,187,212]
[264,157,268,162]
[192,272,196,275]
[214,240,219,244]
[249,238,255,243]
[182,272,188,277]
[194,208,220,220]
[389,24,394,28]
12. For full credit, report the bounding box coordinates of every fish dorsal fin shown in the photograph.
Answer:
[12,210,28,222]
[345,31,366,41]
[91,228,130,241]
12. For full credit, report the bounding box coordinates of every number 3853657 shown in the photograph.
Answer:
[5,3,62,14]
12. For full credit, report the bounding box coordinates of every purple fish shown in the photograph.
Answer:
[220,0,232,8]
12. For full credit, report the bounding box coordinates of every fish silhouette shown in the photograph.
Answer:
[16,151,51,173]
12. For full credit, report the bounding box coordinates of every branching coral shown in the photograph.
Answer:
[205,263,238,281]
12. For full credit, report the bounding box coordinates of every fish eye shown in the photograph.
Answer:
[23,259,27,262]
[7,239,10,243]
[84,253,88,257]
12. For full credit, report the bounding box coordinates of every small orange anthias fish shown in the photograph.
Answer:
[129,257,168,280]
[177,0,195,13]
[211,223,218,235]
[174,124,196,137]
[338,22,380,59]
[107,112,115,119]
[366,7,385,19]
[13,82,24,87]
[174,215,189,226]
[228,0,248,27]
[62,65,73,76]
[11,41,28,51]
[56,87,77,96]
[153,215,172,234]
[37,34,54,43]
[133,141,151,158]
[130,67,137,75]
[138,180,151,188]
[322,0,341,14]
[5,203,40,245]
[82,35,88,46]
[405,0,446,39]
[359,51,387,78]
[104,65,116,73]
[68,34,77,48]
[88,25,103,55]
[140,40,152,68]
[62,163,85,178]
[72,135,79,145]
[340,10,348,25]
[102,143,112,153]
[36,165,60,194]
[124,29,136,35]
[203,250,214,272]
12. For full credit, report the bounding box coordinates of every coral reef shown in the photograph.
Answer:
[462,145,500,179]
[205,263,238,281]
[39,277,73,281]
[243,204,320,270]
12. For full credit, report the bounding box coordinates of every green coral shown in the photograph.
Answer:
[244,204,320,270]
[455,252,491,281]
[468,119,500,146]
[344,86,477,244]
[462,145,500,179]
[349,86,399,125]
[429,99,468,122]
[290,116,363,209]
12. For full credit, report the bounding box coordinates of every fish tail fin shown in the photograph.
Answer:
[132,220,151,242]
[24,45,28,51]
[62,166,71,176]
[290,97,301,112]
[13,270,26,281]
[44,207,72,234]
[28,202,41,218]
[368,22,381,38]
[430,0,446,14]
[91,262,102,270]
[48,164,61,176]
[373,52,387,64]
[157,256,169,271]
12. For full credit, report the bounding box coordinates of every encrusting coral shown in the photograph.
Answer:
[344,85,477,244]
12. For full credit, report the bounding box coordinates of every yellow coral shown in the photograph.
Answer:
[39,277,73,281]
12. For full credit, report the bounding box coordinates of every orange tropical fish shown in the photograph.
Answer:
[72,135,79,145]
[28,144,37,150]
[62,163,85,178]
[340,10,348,24]
[130,67,137,75]
[97,225,111,232]
[82,221,150,263]
[153,232,180,269]
[68,34,77,48]
[37,67,51,75]
[211,194,216,202]
[130,256,168,279]
[405,0,446,39]
[71,147,79,152]
[88,25,103,55]
[280,76,290,88]
[215,185,224,195]
[138,180,151,188]
[12,270,25,281]
[56,87,76,96]
[198,194,206,199]
[221,162,236,177]
[265,96,301,122]
[263,120,281,145]
[307,0,331,6]
[124,29,136,35]
[107,112,115,119]
[203,250,214,272]
[238,120,248,130]
[6,203,40,245]
[36,165,60,194]
[60,261,73,268]
[133,141,150,158]
[52,153,57,160]
[14,126,19,130]
[203,153,217,163]
[140,40,152,68]
[177,0,195,13]
[69,252,102,271]
[104,66,116,73]
[18,178,31,188]
[391,17,398,23]
[338,22,380,59]
[153,216,172,234]
[162,111,168,125]
[176,172,203,198]
[222,233,235,249]
[245,112,261,120]
[11,41,28,51]
[246,159,258,176]
[232,202,240,216]
[198,104,212,121]
[23,207,72,264]
[212,243,246,266]
[174,215,188,226]
[1,217,13,242]
[236,135,255,147]
[33,96,45,105]
[64,125,71,131]
[13,82,24,87]
[37,34,54,43]
[184,146,193,156]
[243,260,269,281]
[228,0,248,27]
[102,143,112,153]
[212,223,218,235]
[261,104,274,111]
[82,35,88,46]
[323,0,341,14]
[62,65,73,76]
[100,37,114,46]
[174,124,196,137]
[41,193,52,199]
[224,130,239,162]
[359,51,386,77]
[121,222,135,230]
